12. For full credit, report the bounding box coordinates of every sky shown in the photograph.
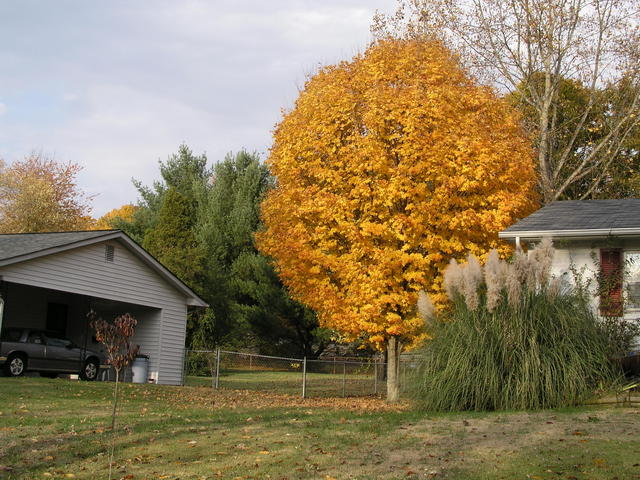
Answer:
[0,0,395,216]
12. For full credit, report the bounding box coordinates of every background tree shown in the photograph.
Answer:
[118,146,325,355]
[197,151,326,356]
[142,187,204,291]
[113,146,217,348]
[93,204,138,230]
[121,144,210,243]
[257,39,537,402]
[0,153,94,233]
[373,0,640,203]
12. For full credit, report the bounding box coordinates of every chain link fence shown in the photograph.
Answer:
[184,349,415,398]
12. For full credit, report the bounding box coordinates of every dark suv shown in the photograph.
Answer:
[0,328,105,380]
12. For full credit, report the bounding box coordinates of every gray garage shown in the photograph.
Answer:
[0,230,207,385]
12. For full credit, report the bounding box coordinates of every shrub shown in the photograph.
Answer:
[412,240,619,411]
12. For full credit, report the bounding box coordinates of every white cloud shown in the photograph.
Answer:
[0,103,6,116]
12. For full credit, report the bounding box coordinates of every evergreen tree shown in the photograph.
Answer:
[231,252,329,357]
[121,144,210,243]
[142,187,204,290]
[198,151,327,356]
[116,146,326,355]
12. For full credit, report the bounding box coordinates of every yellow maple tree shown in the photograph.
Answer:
[94,204,138,230]
[257,39,538,401]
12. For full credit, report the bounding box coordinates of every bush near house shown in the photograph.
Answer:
[412,240,619,411]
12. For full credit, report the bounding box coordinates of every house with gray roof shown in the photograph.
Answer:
[500,200,640,346]
[0,230,207,385]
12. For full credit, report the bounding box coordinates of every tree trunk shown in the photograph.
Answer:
[386,336,400,403]
[109,368,121,480]
[111,369,120,431]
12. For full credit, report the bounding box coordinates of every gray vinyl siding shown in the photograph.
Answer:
[0,239,190,385]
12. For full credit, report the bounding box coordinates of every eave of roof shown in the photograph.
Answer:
[499,227,640,239]
[0,230,208,307]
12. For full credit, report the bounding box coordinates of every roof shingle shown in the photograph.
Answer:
[0,230,118,262]
[501,199,640,234]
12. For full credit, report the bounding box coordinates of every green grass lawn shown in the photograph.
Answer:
[1,377,639,480]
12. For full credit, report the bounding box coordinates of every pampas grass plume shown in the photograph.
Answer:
[484,249,504,312]
[443,258,463,301]
[506,250,525,307]
[531,237,554,287]
[461,253,483,311]
[417,290,436,324]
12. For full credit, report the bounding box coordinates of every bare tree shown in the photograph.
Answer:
[373,0,640,203]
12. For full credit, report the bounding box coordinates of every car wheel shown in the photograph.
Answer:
[40,372,58,379]
[80,359,99,381]
[4,353,27,377]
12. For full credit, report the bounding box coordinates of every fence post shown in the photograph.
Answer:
[374,360,378,395]
[342,362,346,397]
[401,361,406,393]
[249,353,253,371]
[214,348,221,389]
[302,356,307,399]
[182,348,188,386]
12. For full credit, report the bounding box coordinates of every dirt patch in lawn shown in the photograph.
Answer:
[326,407,640,479]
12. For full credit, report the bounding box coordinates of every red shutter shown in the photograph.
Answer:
[599,249,623,317]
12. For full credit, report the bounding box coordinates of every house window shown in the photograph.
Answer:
[599,248,623,316]
[105,245,115,262]
[625,252,640,310]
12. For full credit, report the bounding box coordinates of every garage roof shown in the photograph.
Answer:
[0,230,207,307]
[499,199,640,240]
[0,230,116,261]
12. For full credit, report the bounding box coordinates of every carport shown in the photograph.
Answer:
[0,230,207,385]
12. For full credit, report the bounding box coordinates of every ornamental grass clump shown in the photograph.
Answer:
[412,239,618,411]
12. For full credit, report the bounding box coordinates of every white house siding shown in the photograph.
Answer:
[0,239,190,385]
[546,238,640,349]
[549,242,599,307]
[94,302,163,382]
